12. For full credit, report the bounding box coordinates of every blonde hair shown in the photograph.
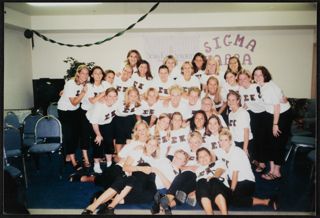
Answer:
[153,113,171,140]
[124,86,141,108]
[174,149,189,164]
[188,87,201,96]
[205,76,222,104]
[219,128,233,141]
[144,87,159,101]
[74,64,89,84]
[205,56,220,75]
[181,61,194,75]
[163,55,177,66]
[144,136,160,158]
[169,85,183,96]
[188,131,204,144]
[131,120,150,141]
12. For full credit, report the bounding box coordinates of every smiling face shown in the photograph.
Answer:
[227,93,240,111]
[207,117,220,135]
[170,90,182,106]
[105,72,115,84]
[121,66,133,81]
[188,90,199,106]
[228,57,239,73]
[201,98,213,113]
[158,116,170,131]
[182,63,193,80]
[188,134,202,151]
[197,149,212,166]
[136,123,149,141]
[253,69,265,86]
[225,72,237,85]
[207,78,219,95]
[172,150,188,168]
[105,91,118,106]
[128,89,139,104]
[92,68,103,84]
[138,63,148,77]
[158,67,169,82]
[238,73,251,88]
[219,134,232,152]
[146,90,158,105]
[77,68,89,84]
[128,52,139,67]
[145,139,158,156]
[194,55,205,70]
[165,58,176,72]
[194,112,205,130]
[171,113,183,130]
[206,59,217,75]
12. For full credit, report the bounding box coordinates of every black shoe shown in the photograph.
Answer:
[160,195,172,215]
[81,209,93,215]
[89,191,104,204]
[150,192,161,214]
[96,200,112,214]
[102,207,115,215]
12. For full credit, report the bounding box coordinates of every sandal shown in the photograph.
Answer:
[268,196,279,210]
[261,173,282,181]
[81,209,93,215]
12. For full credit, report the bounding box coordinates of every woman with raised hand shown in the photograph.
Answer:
[252,66,292,181]
[57,64,89,171]
[124,49,142,74]
[151,65,175,101]
[85,87,118,173]
[103,69,116,88]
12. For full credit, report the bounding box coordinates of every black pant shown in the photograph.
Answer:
[248,110,268,162]
[58,109,80,155]
[230,180,255,207]
[264,109,293,165]
[114,115,137,144]
[167,171,196,196]
[94,165,124,190]
[79,108,93,150]
[93,121,115,158]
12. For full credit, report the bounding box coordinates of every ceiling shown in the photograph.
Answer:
[4,2,317,16]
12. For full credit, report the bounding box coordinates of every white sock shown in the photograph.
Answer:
[93,162,102,173]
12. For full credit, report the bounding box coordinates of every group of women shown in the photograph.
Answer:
[56,49,292,215]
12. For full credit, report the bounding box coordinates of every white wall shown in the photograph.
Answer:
[31,28,315,98]
[4,26,34,109]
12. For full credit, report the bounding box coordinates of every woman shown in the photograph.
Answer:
[201,56,224,91]
[226,56,243,75]
[192,52,207,80]
[218,128,278,210]
[149,113,171,158]
[238,70,268,172]
[114,65,134,98]
[195,147,229,215]
[140,87,161,126]
[57,64,89,171]
[124,49,142,73]
[114,87,142,159]
[132,60,153,97]
[82,135,158,215]
[80,66,106,169]
[227,90,253,157]
[151,65,175,101]
[175,61,201,95]
[189,110,208,137]
[86,87,118,173]
[201,97,227,127]
[163,55,180,81]
[187,87,202,118]
[203,115,223,152]
[167,112,190,161]
[103,69,115,88]
[252,66,292,180]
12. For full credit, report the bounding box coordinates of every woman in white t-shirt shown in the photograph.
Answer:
[203,114,223,153]
[238,70,268,172]
[186,87,202,118]
[151,65,175,101]
[163,55,181,81]
[124,49,142,74]
[252,66,292,181]
[140,87,161,126]
[86,87,118,173]
[201,97,227,127]
[167,112,190,160]
[132,60,153,97]
[114,65,134,99]
[191,52,207,81]
[103,69,116,89]
[195,147,229,215]
[57,64,89,171]
[227,90,253,158]
[175,61,201,96]
[114,87,142,158]
[189,110,207,137]
[80,66,106,169]
[218,128,278,210]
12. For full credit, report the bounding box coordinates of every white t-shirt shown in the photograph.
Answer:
[186,99,202,118]
[131,73,152,95]
[86,101,117,125]
[148,157,177,189]
[81,83,106,111]
[102,80,114,89]
[228,107,253,142]
[149,125,171,158]
[169,67,182,81]
[221,83,240,102]
[57,79,83,111]
[239,84,265,113]
[155,100,192,121]
[193,70,205,81]
[218,145,255,182]
[151,77,175,98]
[114,76,134,98]
[140,100,162,117]
[118,140,145,160]
[115,98,142,117]
[260,80,290,114]
[175,76,201,93]
[167,127,190,156]
[195,161,229,187]
[203,133,220,151]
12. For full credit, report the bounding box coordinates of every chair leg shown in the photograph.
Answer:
[285,144,295,162]
[59,149,65,180]
[21,155,28,188]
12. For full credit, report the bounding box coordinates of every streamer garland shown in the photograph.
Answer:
[24,2,160,48]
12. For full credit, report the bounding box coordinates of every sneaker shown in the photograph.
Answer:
[93,163,102,174]
[175,190,187,203]
[186,196,197,207]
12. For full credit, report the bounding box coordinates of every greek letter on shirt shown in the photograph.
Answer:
[243,94,256,102]
[229,120,237,127]
[159,87,169,95]
[105,110,116,121]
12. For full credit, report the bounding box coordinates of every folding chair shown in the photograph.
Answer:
[47,102,59,118]
[4,111,21,129]
[22,112,44,149]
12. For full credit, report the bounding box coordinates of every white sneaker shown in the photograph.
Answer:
[106,161,112,167]
[93,163,102,174]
